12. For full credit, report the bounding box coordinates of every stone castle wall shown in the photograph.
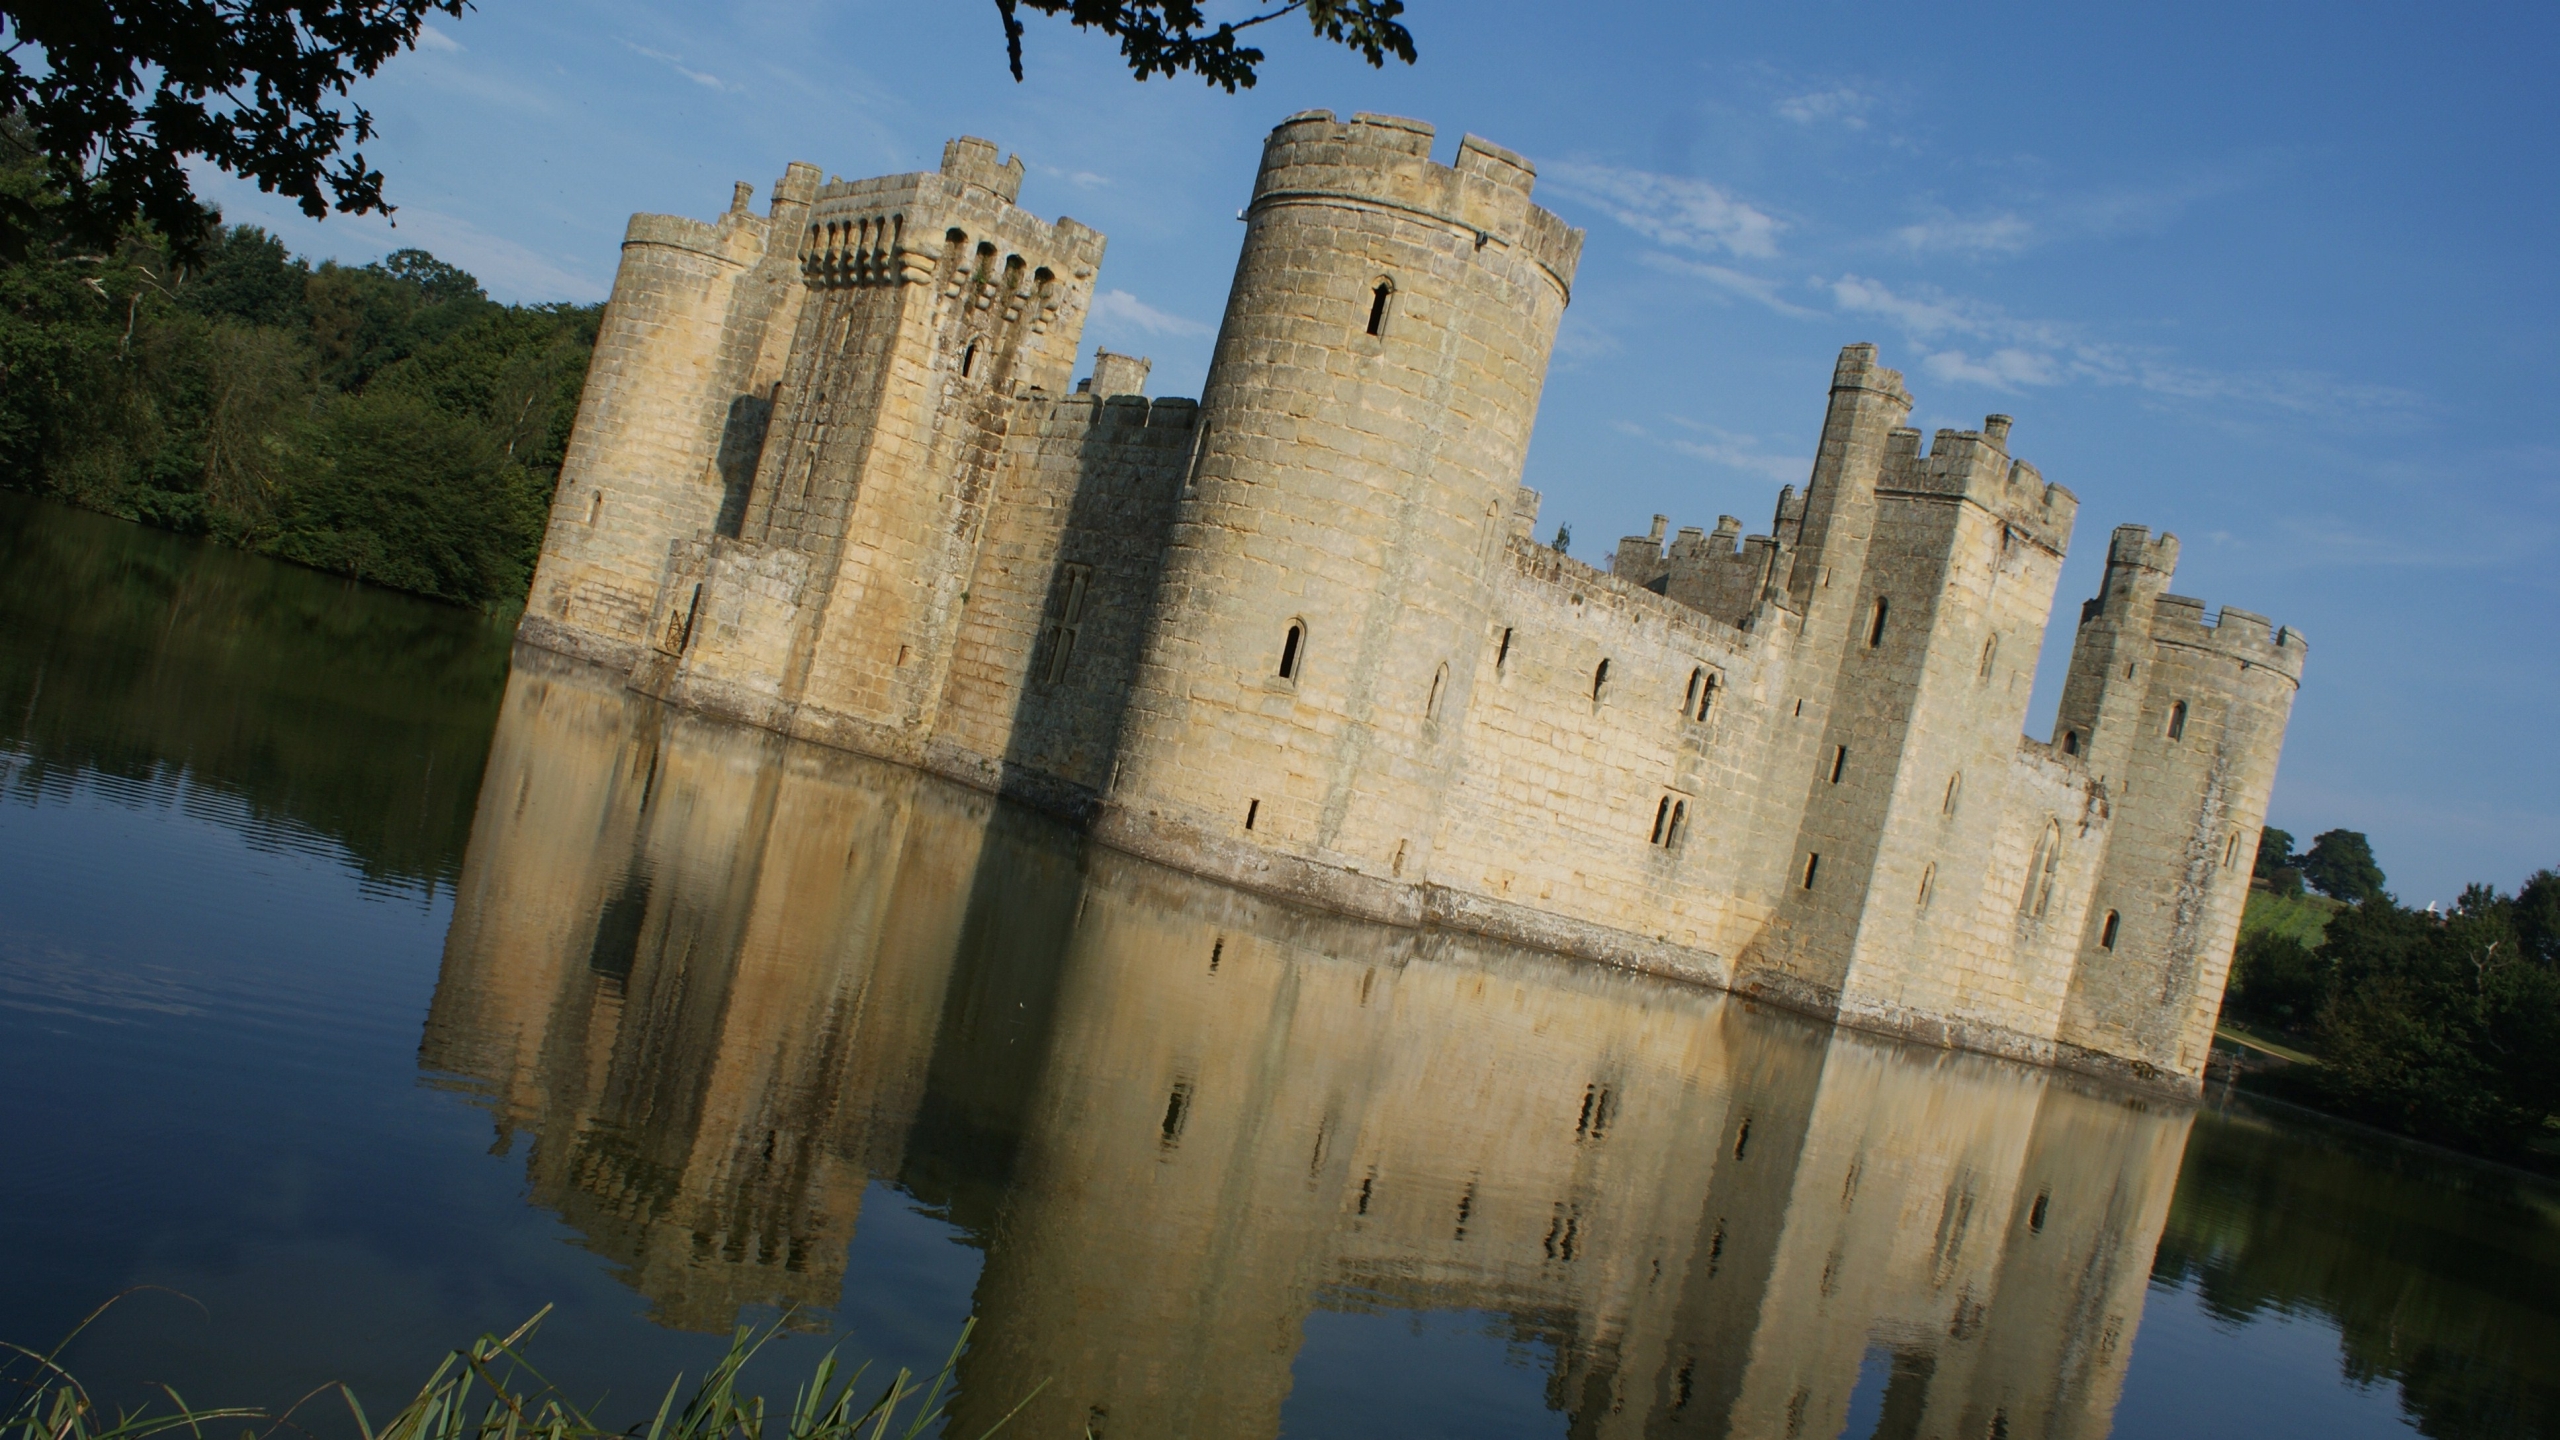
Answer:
[510,112,2305,1090]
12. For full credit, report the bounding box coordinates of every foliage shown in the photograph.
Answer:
[993,0,1414,88]
[0,126,597,607]
[2302,827,2388,903]
[2312,879,2560,1156]
[2253,825,2305,896]
[0,0,466,262]
[3,1305,1032,1440]
[2225,928,2329,1028]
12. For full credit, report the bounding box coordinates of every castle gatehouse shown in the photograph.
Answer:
[516,110,2304,1090]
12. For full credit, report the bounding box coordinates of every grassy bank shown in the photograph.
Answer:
[2240,886,2345,947]
[3,1308,1028,1440]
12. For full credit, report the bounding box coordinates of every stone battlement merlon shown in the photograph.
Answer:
[2149,595,2310,681]
[1248,110,1585,298]
[619,161,826,265]
[1877,422,2075,554]
[795,140,1106,295]
[1507,536,1755,652]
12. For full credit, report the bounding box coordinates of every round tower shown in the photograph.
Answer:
[1100,111,1584,900]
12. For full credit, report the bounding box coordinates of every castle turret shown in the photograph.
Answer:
[2058,576,2306,1081]
[1097,112,1583,906]
[521,162,821,665]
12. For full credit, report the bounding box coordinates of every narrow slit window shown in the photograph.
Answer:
[1978,634,1999,681]
[1366,280,1392,337]
[1802,852,1822,890]
[1829,746,1848,784]
[2099,910,2120,950]
[1243,799,1260,830]
[2023,820,2063,918]
[961,340,978,378]
[1651,796,1672,845]
[1278,622,1304,681]
[1425,663,1447,721]
[1042,564,1091,685]
[1159,1083,1191,1148]
[2167,700,2188,741]
[1685,668,1704,717]
[2030,1192,2051,1232]
[1592,658,1610,704]
[1696,672,1717,722]
[1495,626,1513,673]
[1667,800,1687,847]
[1868,597,1890,648]
[2223,831,2242,868]
[587,490,604,526]
[1943,772,1963,817]
[1917,861,1936,911]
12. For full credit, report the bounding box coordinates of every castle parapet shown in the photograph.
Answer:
[1878,418,2075,554]
[2150,595,2309,682]
[1251,110,1584,297]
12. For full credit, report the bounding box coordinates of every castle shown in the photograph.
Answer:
[516,110,2305,1090]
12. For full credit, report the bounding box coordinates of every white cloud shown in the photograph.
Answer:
[1671,433,1809,483]
[1641,253,1821,318]
[625,42,730,91]
[1543,161,1783,259]
[1775,87,1874,129]
[1089,288,1213,339]
[1921,348,2063,390]
[1894,210,2035,256]
[414,23,464,53]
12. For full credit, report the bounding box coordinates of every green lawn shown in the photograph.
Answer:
[2240,886,2344,946]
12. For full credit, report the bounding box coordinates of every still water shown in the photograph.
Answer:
[2,492,2555,1439]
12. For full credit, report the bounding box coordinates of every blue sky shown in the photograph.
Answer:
[206,0,2559,902]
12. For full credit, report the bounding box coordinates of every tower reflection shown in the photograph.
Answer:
[426,649,2191,1437]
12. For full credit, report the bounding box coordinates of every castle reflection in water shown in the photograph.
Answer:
[423,649,2193,1440]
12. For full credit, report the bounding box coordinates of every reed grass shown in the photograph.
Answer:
[5,1299,1034,1440]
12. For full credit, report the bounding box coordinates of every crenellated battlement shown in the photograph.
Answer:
[1879,416,2075,552]
[621,161,823,266]
[2149,595,2309,681]
[794,139,1105,298]
[1251,110,1584,297]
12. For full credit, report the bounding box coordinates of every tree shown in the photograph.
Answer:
[0,0,468,262]
[2252,826,2296,881]
[993,0,1414,87]
[2301,828,2387,903]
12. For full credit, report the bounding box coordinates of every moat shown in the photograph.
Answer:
[2,494,2553,1437]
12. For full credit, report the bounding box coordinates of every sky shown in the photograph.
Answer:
[203,0,2560,903]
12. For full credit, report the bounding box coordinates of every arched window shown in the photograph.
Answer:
[961,340,979,378]
[1366,279,1393,337]
[1667,800,1687,848]
[1978,634,1999,682]
[587,490,604,526]
[1685,667,1704,716]
[2022,819,2063,919]
[2062,730,2080,757]
[2167,700,2188,741]
[1278,621,1305,681]
[1942,772,1962,818]
[2223,830,2242,868]
[2100,910,2121,950]
[1696,671,1718,722]
[1592,658,1611,704]
[1868,597,1890,648]
[1651,796,1672,845]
